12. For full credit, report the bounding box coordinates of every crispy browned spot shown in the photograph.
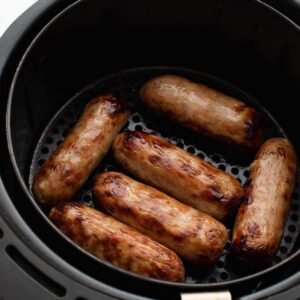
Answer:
[143,216,167,236]
[178,162,198,177]
[206,228,219,242]
[149,155,161,164]
[121,131,147,146]
[102,94,129,115]
[232,233,249,254]
[121,131,172,151]
[148,154,172,169]
[150,136,172,150]
[283,191,290,201]
[277,145,287,157]
[208,185,225,201]
[234,104,247,113]
[48,162,72,175]
[247,222,261,239]
[102,173,123,184]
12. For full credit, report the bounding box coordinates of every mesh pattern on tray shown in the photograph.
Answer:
[29,67,300,284]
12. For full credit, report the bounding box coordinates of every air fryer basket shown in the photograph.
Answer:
[28,66,300,285]
[2,0,300,299]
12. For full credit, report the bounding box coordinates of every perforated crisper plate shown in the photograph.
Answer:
[29,67,300,284]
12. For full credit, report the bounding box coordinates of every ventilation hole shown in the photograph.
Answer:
[288,225,296,233]
[124,121,129,128]
[220,272,228,280]
[106,165,115,171]
[58,119,65,126]
[56,140,62,146]
[132,115,140,123]
[225,242,231,250]
[279,246,287,254]
[284,236,292,243]
[177,142,184,148]
[211,155,220,163]
[83,194,92,202]
[6,245,66,297]
[218,164,226,171]
[46,137,54,144]
[41,147,49,154]
[38,159,45,166]
[293,192,299,200]
[0,227,3,239]
[198,152,205,159]
[76,298,88,300]
[52,128,59,134]
[231,167,239,175]
[291,214,298,222]
[291,204,299,211]
[208,277,217,283]
[62,130,69,137]
[187,146,195,154]
[274,256,281,263]
[135,125,143,131]
[216,261,224,268]
[244,170,250,178]
[237,178,242,184]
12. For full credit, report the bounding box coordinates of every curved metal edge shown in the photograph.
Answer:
[259,0,300,26]
[240,269,300,300]
[256,0,300,30]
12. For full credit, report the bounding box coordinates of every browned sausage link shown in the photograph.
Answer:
[232,138,297,263]
[33,94,129,206]
[113,131,243,220]
[93,172,228,265]
[140,75,263,148]
[49,203,185,282]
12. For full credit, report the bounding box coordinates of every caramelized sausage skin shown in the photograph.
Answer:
[93,172,227,265]
[232,138,297,262]
[49,203,185,282]
[113,131,243,220]
[140,75,263,148]
[33,94,129,206]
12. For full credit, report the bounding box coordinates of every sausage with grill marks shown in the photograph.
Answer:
[113,131,244,220]
[93,172,228,265]
[140,75,264,148]
[49,203,185,282]
[232,138,297,263]
[33,94,129,206]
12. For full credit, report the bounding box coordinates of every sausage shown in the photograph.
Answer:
[33,94,129,206]
[93,172,228,265]
[140,75,263,148]
[113,131,244,220]
[232,138,297,263]
[49,203,185,282]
